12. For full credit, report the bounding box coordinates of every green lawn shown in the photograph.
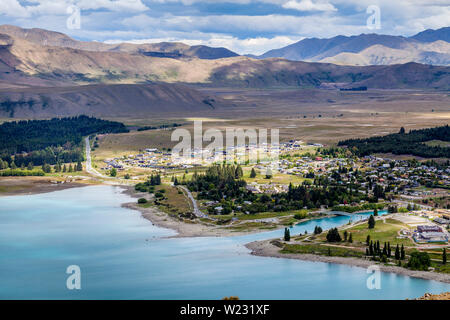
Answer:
[318,218,414,246]
[281,243,365,258]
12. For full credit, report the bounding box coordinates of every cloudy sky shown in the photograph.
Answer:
[0,0,449,54]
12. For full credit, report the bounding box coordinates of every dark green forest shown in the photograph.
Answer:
[338,125,450,158]
[0,116,128,166]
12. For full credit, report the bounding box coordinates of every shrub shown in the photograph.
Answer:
[294,212,307,220]
[407,251,431,271]
[138,198,148,204]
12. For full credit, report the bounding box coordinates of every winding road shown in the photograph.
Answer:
[85,136,204,212]
[178,185,206,218]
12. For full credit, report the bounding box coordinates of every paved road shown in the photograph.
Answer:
[85,136,109,179]
[178,185,206,218]
[84,136,132,186]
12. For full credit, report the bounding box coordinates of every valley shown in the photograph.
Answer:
[0,21,449,302]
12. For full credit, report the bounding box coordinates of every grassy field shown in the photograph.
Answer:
[93,130,176,160]
[280,218,415,260]
[137,184,193,216]
[336,218,414,246]
[226,221,278,231]
[152,184,192,216]
[277,216,450,273]
[281,243,365,258]
[242,167,309,185]
[213,210,301,222]
[88,88,450,159]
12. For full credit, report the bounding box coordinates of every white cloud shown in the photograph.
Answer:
[282,0,337,12]
[121,13,357,37]
[76,0,149,12]
[0,0,149,17]
[1,0,449,55]
[0,0,31,17]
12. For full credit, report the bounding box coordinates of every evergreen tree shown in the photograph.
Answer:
[368,214,376,229]
[348,233,353,243]
[284,228,290,241]
[443,248,447,265]
[366,235,371,246]
[76,161,83,171]
[373,208,378,216]
[395,244,400,260]
[68,164,73,173]
[326,228,341,242]
[27,162,33,170]
[250,168,257,178]
[110,168,117,177]
[344,230,348,241]
[400,244,405,260]
[387,242,391,257]
[10,161,17,169]
[382,242,387,256]
[369,241,374,256]
[235,165,243,179]
[42,163,51,173]
[63,164,67,172]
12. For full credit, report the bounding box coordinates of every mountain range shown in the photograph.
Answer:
[259,27,450,66]
[0,25,449,118]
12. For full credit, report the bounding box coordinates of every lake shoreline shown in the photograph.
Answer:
[120,186,279,238]
[0,176,91,197]
[246,239,450,284]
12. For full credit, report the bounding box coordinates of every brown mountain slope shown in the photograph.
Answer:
[0,25,238,59]
[0,28,449,91]
[259,29,450,66]
[208,58,450,89]
[0,83,228,118]
[319,42,450,66]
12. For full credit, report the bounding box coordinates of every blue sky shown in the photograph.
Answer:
[0,0,449,54]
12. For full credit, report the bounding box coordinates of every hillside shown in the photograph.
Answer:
[0,26,449,119]
[320,42,450,66]
[0,25,238,60]
[0,33,448,90]
[259,27,450,66]
[411,27,450,43]
[0,83,229,118]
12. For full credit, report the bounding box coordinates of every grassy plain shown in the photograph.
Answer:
[90,89,450,160]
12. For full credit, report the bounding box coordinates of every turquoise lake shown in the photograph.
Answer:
[1,185,449,299]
